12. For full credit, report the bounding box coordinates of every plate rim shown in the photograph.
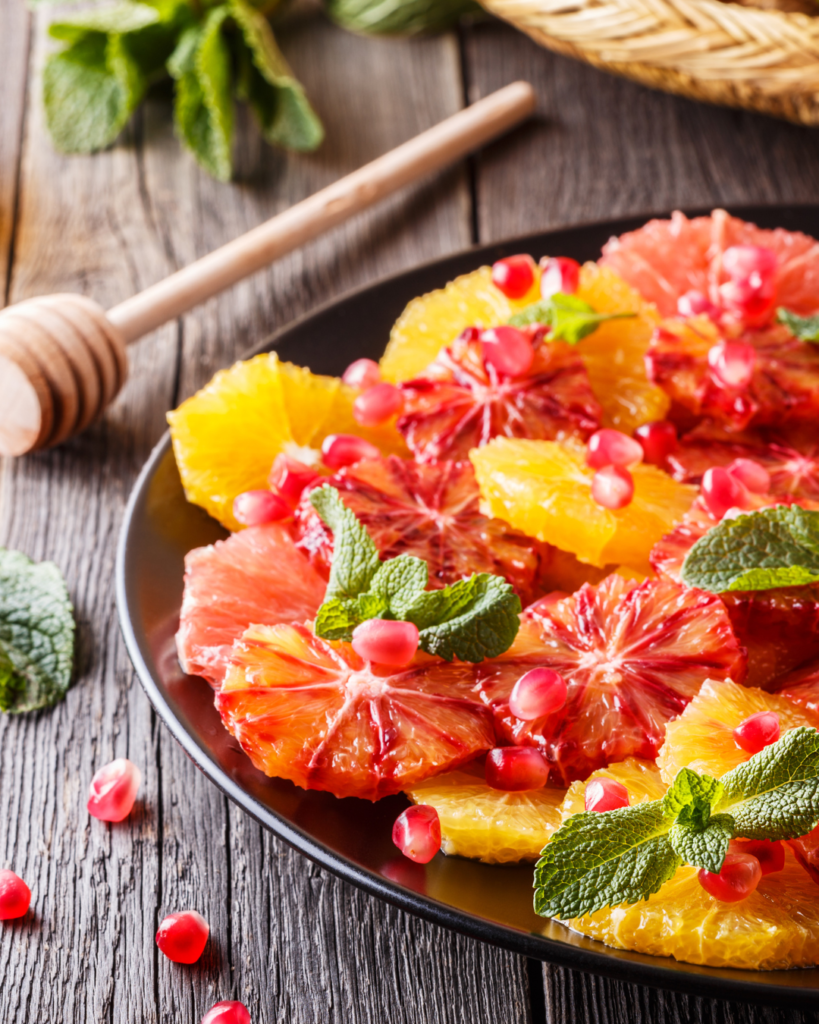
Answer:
[117,203,819,1007]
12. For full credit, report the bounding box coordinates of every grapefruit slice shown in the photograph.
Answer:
[774,658,819,716]
[475,574,745,785]
[176,524,327,688]
[397,331,601,464]
[216,623,494,800]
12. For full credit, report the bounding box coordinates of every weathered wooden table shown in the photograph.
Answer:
[3,3,819,1021]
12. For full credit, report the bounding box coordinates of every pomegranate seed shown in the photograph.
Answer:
[156,910,209,964]
[479,326,534,377]
[491,255,536,299]
[719,245,777,326]
[351,619,419,667]
[353,383,403,427]
[707,340,756,390]
[591,465,634,510]
[87,758,141,822]
[540,256,581,299]
[584,777,630,813]
[586,429,644,470]
[733,711,781,755]
[321,434,380,470]
[698,852,762,902]
[342,358,381,390]
[201,1002,251,1024]
[701,466,750,520]
[458,326,481,343]
[677,290,721,320]
[0,870,30,920]
[727,458,770,495]
[485,747,550,791]
[509,668,567,721]
[392,805,440,863]
[729,839,785,877]
[232,490,291,526]
[269,454,320,508]
[635,420,677,467]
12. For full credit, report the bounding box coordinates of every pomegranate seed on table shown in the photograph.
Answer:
[351,619,419,667]
[677,290,721,320]
[393,805,441,864]
[701,466,750,520]
[540,256,580,299]
[269,454,320,508]
[87,758,141,822]
[733,711,781,755]
[353,383,403,427]
[698,852,762,902]
[321,434,380,471]
[584,777,630,813]
[156,910,209,964]
[591,465,634,510]
[586,429,644,470]
[485,747,550,791]
[719,245,777,326]
[232,490,291,527]
[202,1001,251,1024]
[727,457,770,495]
[342,357,381,390]
[0,870,30,921]
[509,668,567,721]
[729,839,785,877]
[707,340,756,389]
[635,420,677,467]
[479,326,534,377]
[491,255,536,299]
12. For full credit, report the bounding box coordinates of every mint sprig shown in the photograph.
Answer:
[309,485,521,662]
[509,293,636,343]
[681,506,819,593]
[534,727,819,920]
[776,308,819,342]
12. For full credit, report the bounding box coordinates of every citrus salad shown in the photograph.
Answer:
[167,210,819,972]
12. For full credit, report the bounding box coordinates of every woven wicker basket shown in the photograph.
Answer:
[479,0,819,125]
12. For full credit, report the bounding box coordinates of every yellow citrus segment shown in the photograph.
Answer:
[470,438,696,572]
[277,360,340,448]
[405,762,564,864]
[657,678,819,784]
[380,266,538,383]
[575,264,669,433]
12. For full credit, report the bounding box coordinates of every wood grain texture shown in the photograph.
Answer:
[0,0,30,301]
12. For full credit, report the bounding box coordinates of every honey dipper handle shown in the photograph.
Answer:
[106,82,536,343]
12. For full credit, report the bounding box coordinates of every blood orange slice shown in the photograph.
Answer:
[176,524,327,688]
[295,455,552,605]
[475,574,745,785]
[774,657,819,716]
[216,623,494,800]
[396,331,601,463]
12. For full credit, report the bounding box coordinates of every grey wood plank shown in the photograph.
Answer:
[0,0,30,300]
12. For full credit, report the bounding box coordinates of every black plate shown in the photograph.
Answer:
[117,204,819,1008]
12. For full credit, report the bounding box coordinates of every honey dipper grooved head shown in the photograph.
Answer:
[0,294,128,457]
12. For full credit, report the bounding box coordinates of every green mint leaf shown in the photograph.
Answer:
[310,486,381,602]
[508,300,553,328]
[0,549,75,713]
[681,506,819,593]
[717,727,819,840]
[776,308,819,342]
[368,556,428,617]
[662,767,723,830]
[326,0,480,35]
[669,815,734,874]
[170,7,234,181]
[404,574,521,662]
[48,2,161,41]
[229,0,324,151]
[314,593,387,642]
[508,294,635,342]
[533,801,680,919]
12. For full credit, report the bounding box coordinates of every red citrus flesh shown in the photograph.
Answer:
[176,524,327,689]
[396,331,601,463]
[295,455,549,605]
[216,623,494,800]
[475,574,746,785]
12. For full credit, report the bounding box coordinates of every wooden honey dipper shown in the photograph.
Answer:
[0,82,536,458]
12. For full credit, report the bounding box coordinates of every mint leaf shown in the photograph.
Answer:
[681,506,819,593]
[404,574,521,662]
[49,2,160,41]
[669,816,734,874]
[534,801,680,919]
[776,308,819,342]
[309,486,380,602]
[0,549,75,713]
[508,294,635,342]
[662,767,723,830]
[368,556,428,616]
